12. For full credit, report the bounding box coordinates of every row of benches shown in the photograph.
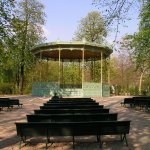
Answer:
[121,96,150,111]
[15,97,131,149]
[0,98,23,111]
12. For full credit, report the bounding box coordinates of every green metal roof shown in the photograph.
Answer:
[31,41,113,60]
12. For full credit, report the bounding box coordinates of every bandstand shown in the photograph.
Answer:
[31,41,113,97]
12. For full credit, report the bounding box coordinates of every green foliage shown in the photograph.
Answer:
[0,0,46,94]
[0,0,15,81]
[23,82,32,94]
[74,11,107,43]
[14,0,45,94]
[63,63,82,86]
[128,86,139,96]
[92,0,139,26]
[132,0,150,71]
[0,83,14,94]
[116,1,150,95]
[128,0,150,94]
[0,0,15,39]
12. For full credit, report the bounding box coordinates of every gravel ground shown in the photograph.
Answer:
[0,95,150,150]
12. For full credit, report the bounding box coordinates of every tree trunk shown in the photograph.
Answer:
[139,71,144,95]
[20,63,24,95]
[16,66,20,92]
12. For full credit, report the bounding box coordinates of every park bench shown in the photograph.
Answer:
[27,113,118,122]
[132,97,150,110]
[121,98,134,107]
[0,98,13,110]
[55,97,94,101]
[9,99,23,108]
[34,108,109,114]
[121,97,150,111]
[46,101,99,105]
[133,96,150,100]
[49,98,94,102]
[45,101,99,105]
[15,120,130,149]
[40,105,104,109]
[0,98,23,110]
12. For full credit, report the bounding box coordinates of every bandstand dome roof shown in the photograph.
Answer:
[31,41,113,61]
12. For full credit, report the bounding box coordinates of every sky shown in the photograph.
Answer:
[41,0,140,45]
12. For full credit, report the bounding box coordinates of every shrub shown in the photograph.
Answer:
[129,86,139,96]
[0,83,14,94]
[23,82,32,94]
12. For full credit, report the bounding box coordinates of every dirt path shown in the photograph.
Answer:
[0,96,149,150]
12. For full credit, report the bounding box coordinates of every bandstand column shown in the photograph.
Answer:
[101,51,103,97]
[46,58,48,76]
[107,57,110,85]
[93,58,95,82]
[40,51,42,82]
[82,48,85,89]
[58,47,61,87]
[62,59,64,88]
[78,59,81,88]
[78,59,80,79]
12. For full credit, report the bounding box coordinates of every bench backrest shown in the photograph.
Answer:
[0,98,20,106]
[9,99,20,105]
[56,97,93,100]
[124,97,150,107]
[133,96,150,100]
[123,98,134,104]
[49,99,94,103]
[45,101,99,105]
[0,98,12,107]
[34,108,109,114]
[40,105,103,109]
[27,113,117,122]
[15,121,130,137]
[16,122,48,137]
[0,98,10,100]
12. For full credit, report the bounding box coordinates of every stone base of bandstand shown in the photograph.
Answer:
[31,82,110,97]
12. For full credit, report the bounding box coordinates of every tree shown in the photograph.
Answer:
[117,0,150,95]
[131,0,150,94]
[92,0,141,25]
[74,11,107,43]
[92,0,144,42]
[9,0,46,94]
[0,0,15,83]
[0,0,15,39]
[73,11,108,87]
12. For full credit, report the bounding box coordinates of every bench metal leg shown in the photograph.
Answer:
[97,135,103,148]
[18,140,22,150]
[97,135,100,142]
[73,136,75,149]
[121,102,125,107]
[47,136,51,143]
[121,134,128,146]
[47,136,53,148]
[22,136,26,143]
[45,138,48,150]
[120,134,123,141]
[18,136,26,150]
